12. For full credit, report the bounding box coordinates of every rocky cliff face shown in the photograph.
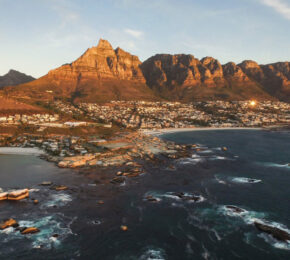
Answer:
[5,39,289,103]
[9,39,155,103]
[141,55,289,102]
[0,70,35,88]
[48,39,145,82]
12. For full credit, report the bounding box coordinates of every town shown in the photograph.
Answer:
[0,100,290,129]
[55,100,290,129]
[0,100,289,170]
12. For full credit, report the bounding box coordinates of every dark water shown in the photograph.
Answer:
[0,130,290,259]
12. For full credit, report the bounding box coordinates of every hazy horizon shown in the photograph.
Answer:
[1,0,290,77]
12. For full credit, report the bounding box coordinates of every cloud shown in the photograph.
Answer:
[48,0,80,27]
[260,0,290,20]
[124,28,144,39]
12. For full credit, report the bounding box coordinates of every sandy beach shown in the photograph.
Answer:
[0,147,44,155]
[141,127,263,136]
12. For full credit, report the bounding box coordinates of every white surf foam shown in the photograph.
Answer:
[231,177,262,184]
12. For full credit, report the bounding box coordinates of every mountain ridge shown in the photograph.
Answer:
[3,39,289,103]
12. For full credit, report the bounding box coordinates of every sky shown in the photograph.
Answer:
[0,0,289,78]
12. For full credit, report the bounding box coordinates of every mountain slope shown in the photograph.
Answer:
[7,39,156,103]
[0,70,35,88]
[4,39,289,103]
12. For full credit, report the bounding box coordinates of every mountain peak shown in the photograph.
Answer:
[96,38,113,49]
[0,70,35,88]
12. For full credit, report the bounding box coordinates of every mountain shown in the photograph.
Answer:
[141,55,290,102]
[0,70,35,88]
[6,39,156,103]
[3,39,289,103]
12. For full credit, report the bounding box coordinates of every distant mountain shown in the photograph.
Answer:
[4,39,289,103]
[0,70,35,88]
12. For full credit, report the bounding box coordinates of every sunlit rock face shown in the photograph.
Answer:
[8,39,155,103]
[4,38,289,102]
[48,39,145,82]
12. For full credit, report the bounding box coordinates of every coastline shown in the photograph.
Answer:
[140,127,263,136]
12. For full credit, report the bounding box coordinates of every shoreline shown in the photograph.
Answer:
[140,127,263,136]
[0,147,44,155]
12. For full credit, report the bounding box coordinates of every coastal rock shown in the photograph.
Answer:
[171,192,202,202]
[8,189,29,201]
[0,218,18,230]
[58,154,96,168]
[53,185,68,191]
[145,195,159,202]
[254,222,290,242]
[0,192,8,201]
[225,205,246,214]
[21,227,40,235]
[120,225,128,231]
[110,177,125,184]
[40,181,52,186]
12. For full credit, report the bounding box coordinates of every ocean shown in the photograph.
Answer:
[0,129,289,259]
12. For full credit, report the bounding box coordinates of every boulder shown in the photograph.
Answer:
[21,227,40,235]
[120,225,128,231]
[40,181,52,186]
[0,192,8,201]
[225,205,246,214]
[8,189,29,201]
[53,185,68,191]
[0,218,18,230]
[110,177,125,184]
[146,196,159,202]
[254,222,290,242]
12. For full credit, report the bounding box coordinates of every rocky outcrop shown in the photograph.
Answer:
[254,222,290,242]
[7,189,29,201]
[0,70,35,88]
[0,219,18,230]
[20,227,40,235]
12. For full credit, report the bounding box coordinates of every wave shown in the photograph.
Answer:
[41,193,72,209]
[144,191,205,204]
[0,214,75,249]
[139,247,166,260]
[231,177,262,184]
[214,175,227,185]
[177,157,205,165]
[257,162,290,169]
[219,205,290,250]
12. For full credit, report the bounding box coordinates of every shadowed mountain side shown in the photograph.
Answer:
[0,70,35,88]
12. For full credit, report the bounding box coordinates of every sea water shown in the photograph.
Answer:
[0,130,289,259]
